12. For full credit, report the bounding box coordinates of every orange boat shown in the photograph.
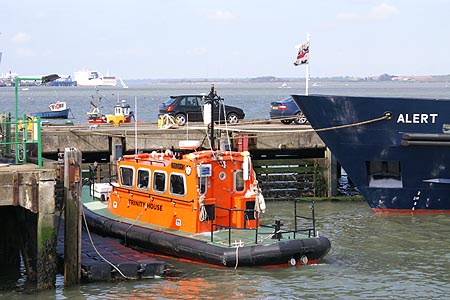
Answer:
[82,86,330,267]
[83,147,330,267]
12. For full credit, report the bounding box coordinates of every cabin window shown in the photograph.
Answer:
[198,176,208,195]
[234,170,245,192]
[170,173,186,196]
[137,169,150,190]
[366,161,403,188]
[120,167,134,187]
[153,171,166,193]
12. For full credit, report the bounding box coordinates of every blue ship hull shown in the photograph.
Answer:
[292,94,450,212]
[30,108,70,119]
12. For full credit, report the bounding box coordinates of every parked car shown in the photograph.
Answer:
[158,95,245,126]
[270,97,308,125]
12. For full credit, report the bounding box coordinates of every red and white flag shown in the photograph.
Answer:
[293,42,310,66]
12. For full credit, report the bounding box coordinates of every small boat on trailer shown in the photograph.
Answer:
[82,86,330,267]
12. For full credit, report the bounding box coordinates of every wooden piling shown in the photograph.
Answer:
[64,147,82,286]
[110,137,123,179]
[326,148,338,197]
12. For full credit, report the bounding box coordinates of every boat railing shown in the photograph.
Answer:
[210,205,260,247]
[210,200,317,246]
[294,200,316,238]
[258,200,316,241]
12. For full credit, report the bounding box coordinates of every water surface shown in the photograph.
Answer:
[1,81,450,299]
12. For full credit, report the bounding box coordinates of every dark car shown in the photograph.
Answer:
[270,97,308,125]
[158,95,245,126]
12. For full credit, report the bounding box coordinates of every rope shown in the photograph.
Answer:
[81,206,130,280]
[159,114,177,129]
[198,194,208,222]
[232,240,244,269]
[314,112,392,132]
[124,197,152,246]
[48,113,389,143]
[212,112,392,134]
[235,246,239,269]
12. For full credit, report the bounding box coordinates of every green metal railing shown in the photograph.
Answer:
[1,75,59,168]
[0,112,43,167]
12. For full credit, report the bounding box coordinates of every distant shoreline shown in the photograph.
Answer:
[2,74,449,88]
[126,74,450,85]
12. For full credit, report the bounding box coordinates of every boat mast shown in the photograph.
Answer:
[206,84,222,150]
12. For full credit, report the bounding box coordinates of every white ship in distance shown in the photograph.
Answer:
[73,68,117,87]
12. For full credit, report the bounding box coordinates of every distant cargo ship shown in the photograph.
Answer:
[73,69,117,87]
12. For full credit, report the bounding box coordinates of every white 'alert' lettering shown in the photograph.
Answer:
[397,113,438,124]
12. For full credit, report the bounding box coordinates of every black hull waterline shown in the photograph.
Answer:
[83,207,331,267]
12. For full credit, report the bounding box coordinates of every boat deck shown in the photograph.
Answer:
[82,187,305,247]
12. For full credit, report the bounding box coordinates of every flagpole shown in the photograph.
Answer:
[305,33,310,96]
[134,96,138,154]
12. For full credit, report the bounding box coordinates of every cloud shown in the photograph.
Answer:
[208,10,237,21]
[369,3,399,19]
[187,47,208,56]
[336,2,399,22]
[12,32,32,43]
[16,48,35,57]
[336,12,361,21]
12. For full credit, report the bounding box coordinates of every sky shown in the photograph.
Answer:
[1,0,450,80]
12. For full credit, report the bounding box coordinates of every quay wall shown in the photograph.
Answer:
[0,164,57,289]
[39,123,326,155]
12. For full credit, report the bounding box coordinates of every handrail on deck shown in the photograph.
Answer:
[210,205,260,246]
[294,200,316,238]
[209,199,317,246]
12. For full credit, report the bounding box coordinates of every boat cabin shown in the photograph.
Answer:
[49,101,67,111]
[105,100,134,125]
[108,150,262,234]
[114,100,132,117]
